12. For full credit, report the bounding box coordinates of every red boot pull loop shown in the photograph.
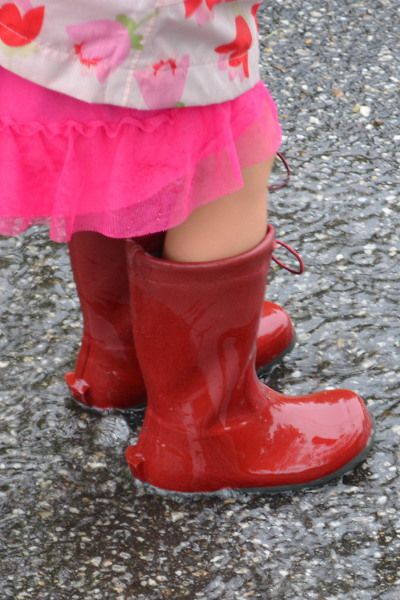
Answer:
[268,152,291,193]
[272,239,305,275]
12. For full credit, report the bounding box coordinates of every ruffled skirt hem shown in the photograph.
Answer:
[0,68,281,242]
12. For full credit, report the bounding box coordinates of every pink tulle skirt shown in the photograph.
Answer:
[0,67,281,242]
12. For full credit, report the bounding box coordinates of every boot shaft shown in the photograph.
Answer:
[68,232,131,346]
[126,226,275,426]
[68,232,165,346]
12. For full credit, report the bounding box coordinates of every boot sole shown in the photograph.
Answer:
[65,371,145,416]
[129,419,375,497]
[69,395,145,418]
[256,333,297,379]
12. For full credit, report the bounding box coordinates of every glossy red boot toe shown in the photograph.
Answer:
[126,386,373,493]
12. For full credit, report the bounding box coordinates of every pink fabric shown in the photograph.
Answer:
[0,67,282,242]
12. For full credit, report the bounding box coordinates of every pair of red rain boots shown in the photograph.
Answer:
[65,231,297,413]
[66,228,373,494]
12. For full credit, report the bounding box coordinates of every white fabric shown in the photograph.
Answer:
[0,0,264,109]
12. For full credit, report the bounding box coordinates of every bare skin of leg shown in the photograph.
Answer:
[163,157,275,262]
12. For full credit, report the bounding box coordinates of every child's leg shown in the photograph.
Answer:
[163,158,274,262]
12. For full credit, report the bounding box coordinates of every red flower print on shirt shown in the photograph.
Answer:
[215,15,253,79]
[0,1,44,46]
[184,0,235,24]
[251,3,261,31]
[184,0,201,18]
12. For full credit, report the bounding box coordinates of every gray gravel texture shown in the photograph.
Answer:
[1,1,399,599]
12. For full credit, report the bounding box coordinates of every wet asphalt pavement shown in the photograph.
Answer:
[1,1,399,598]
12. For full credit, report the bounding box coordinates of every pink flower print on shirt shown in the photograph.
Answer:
[184,0,235,25]
[66,19,131,83]
[215,15,253,81]
[66,12,156,83]
[135,55,190,109]
[0,1,44,47]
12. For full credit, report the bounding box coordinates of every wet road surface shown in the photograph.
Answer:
[1,1,399,598]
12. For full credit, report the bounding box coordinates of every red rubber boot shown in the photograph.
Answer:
[65,232,296,412]
[125,225,373,494]
[64,232,148,412]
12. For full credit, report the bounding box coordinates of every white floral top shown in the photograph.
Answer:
[0,0,264,109]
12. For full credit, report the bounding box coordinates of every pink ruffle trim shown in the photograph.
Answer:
[0,68,281,242]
